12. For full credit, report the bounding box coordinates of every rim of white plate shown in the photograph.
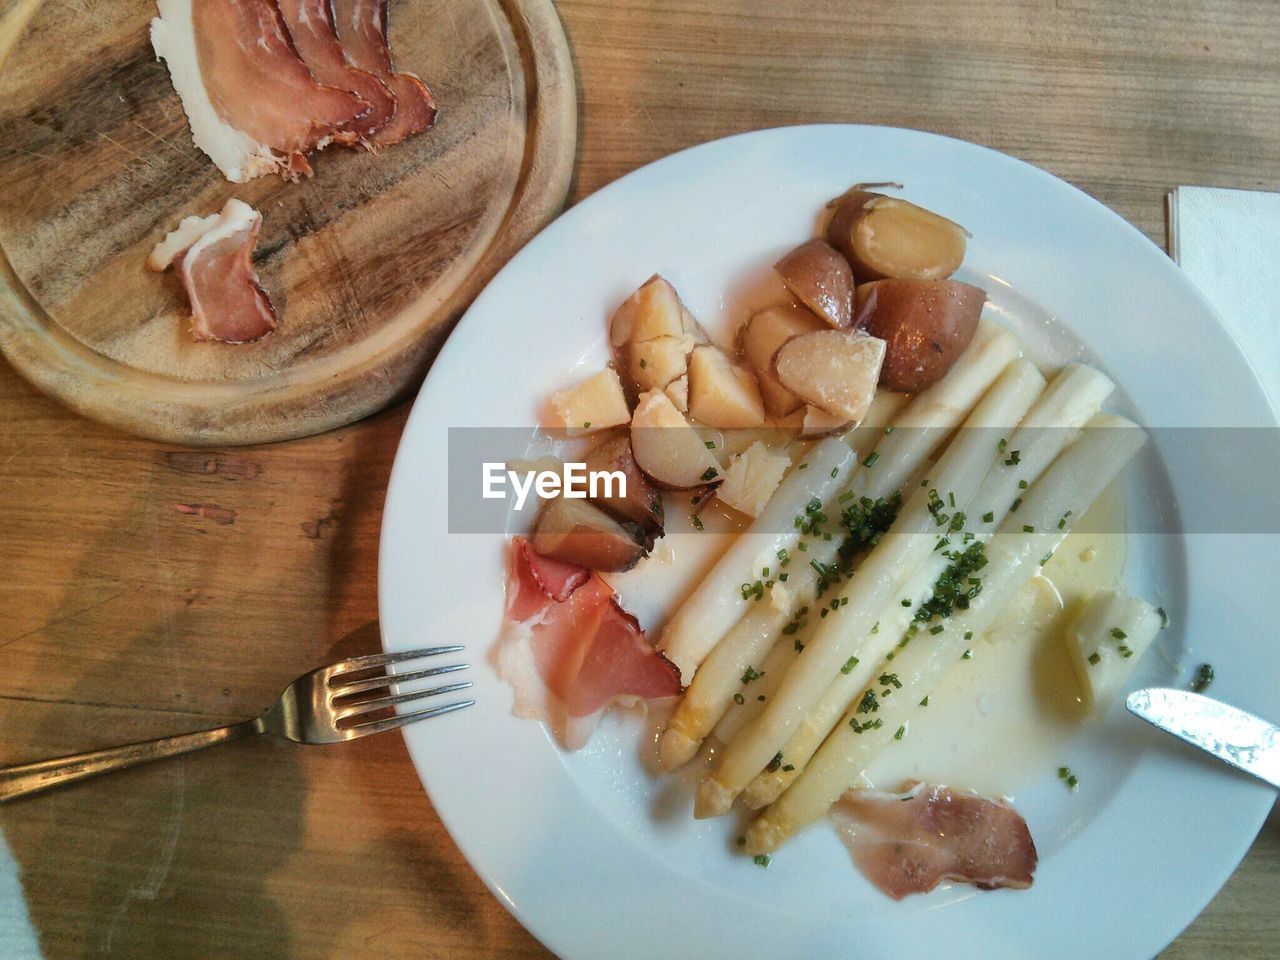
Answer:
[379,125,1280,960]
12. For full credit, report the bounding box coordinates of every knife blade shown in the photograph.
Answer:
[1126,688,1280,789]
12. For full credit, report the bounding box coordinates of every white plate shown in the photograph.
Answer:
[379,126,1280,959]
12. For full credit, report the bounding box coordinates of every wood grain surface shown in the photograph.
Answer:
[0,0,575,445]
[1,1,1277,958]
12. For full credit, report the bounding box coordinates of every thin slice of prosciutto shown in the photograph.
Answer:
[276,0,396,142]
[499,538,682,749]
[151,0,371,182]
[148,199,278,343]
[331,0,438,146]
[831,782,1038,900]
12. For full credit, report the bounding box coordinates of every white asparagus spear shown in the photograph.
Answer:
[658,327,1019,769]
[696,359,1046,817]
[658,438,858,684]
[745,413,1147,853]
[1065,590,1162,710]
[742,364,1115,805]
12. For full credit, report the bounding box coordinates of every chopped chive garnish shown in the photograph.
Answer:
[1110,627,1127,640]
[691,514,705,530]
[863,451,881,468]
[797,463,808,470]
[929,624,944,635]
[894,725,906,741]
[1004,449,1021,466]
[998,438,1008,452]
[782,763,795,772]
[920,695,930,707]
[733,693,745,705]
[831,467,839,478]
[1158,606,1168,628]
[901,598,911,607]
[583,421,591,429]
[1022,524,1035,533]
[982,511,994,524]
[1010,497,1022,512]
[1088,652,1101,665]
[700,467,718,481]
[963,630,973,640]
[1018,479,1028,489]
[840,655,860,675]
[753,854,770,868]
[741,666,761,684]
[1067,775,1079,789]
[871,621,880,634]
[1191,663,1215,693]
[704,439,715,449]
[962,649,973,660]
[1119,645,1133,658]
[779,572,789,582]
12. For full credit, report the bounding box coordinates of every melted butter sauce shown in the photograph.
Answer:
[863,477,1127,799]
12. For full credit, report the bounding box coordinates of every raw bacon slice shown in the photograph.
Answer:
[331,0,438,146]
[499,538,682,749]
[276,0,396,142]
[151,0,371,182]
[148,199,278,343]
[831,782,1038,900]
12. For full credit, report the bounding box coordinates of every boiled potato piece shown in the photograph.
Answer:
[1065,590,1162,710]
[716,441,791,518]
[532,497,648,572]
[630,389,724,489]
[857,279,985,392]
[688,345,766,428]
[827,190,967,281]
[800,404,851,438]
[665,374,689,412]
[773,330,885,423]
[548,368,630,435]
[610,275,688,346]
[737,304,826,417]
[582,432,664,540]
[629,334,698,393]
[774,239,854,329]
[610,276,708,396]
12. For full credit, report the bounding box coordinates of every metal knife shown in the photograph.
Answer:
[1126,688,1280,789]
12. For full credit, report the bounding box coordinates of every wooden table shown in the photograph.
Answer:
[1,1,1276,956]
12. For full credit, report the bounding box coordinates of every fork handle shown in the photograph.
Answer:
[0,718,261,803]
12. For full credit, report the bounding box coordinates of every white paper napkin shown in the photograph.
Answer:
[0,835,40,959]
[1168,185,1280,411]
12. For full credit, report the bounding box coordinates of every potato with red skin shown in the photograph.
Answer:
[532,497,649,572]
[827,189,967,282]
[856,279,985,392]
[582,432,664,541]
[774,239,854,328]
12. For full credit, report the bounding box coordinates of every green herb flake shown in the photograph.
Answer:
[894,724,906,741]
[733,693,745,705]
[691,514,705,531]
[700,467,718,482]
[704,439,715,449]
[1087,651,1101,665]
[982,511,995,524]
[1191,663,1215,693]
[1110,627,1127,640]
[753,855,771,868]
[840,655,860,675]
[863,451,881,468]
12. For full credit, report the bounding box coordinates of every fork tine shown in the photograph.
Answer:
[337,681,474,719]
[345,700,475,737]
[331,662,468,695]
[334,646,465,674]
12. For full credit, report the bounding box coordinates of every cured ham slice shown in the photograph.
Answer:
[276,0,396,142]
[151,0,371,182]
[148,199,278,343]
[331,0,438,146]
[831,782,1037,900]
[499,538,682,749]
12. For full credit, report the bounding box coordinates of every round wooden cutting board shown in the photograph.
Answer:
[0,0,575,444]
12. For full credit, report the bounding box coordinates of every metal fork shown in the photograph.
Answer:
[0,646,473,803]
